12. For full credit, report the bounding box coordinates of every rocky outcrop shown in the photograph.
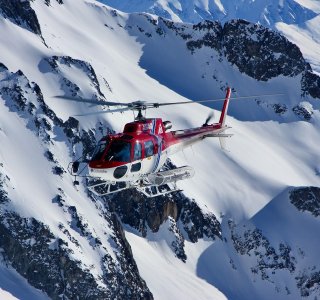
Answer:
[0,210,109,299]
[228,220,296,278]
[301,71,320,99]
[221,20,308,81]
[0,0,41,35]
[108,169,221,262]
[185,19,311,82]
[40,55,107,99]
[0,0,64,35]
[226,217,320,298]
[290,187,320,217]
[127,15,320,100]
[0,63,152,299]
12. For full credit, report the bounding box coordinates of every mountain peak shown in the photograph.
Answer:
[99,0,318,27]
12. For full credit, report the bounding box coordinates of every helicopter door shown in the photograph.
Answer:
[131,142,142,173]
[141,140,156,174]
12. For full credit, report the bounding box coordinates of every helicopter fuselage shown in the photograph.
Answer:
[88,87,231,183]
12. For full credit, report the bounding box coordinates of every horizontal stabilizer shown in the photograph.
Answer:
[204,133,233,138]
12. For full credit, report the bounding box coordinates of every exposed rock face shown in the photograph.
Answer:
[290,187,320,217]
[181,19,311,82]
[221,20,308,81]
[0,211,109,299]
[40,55,107,99]
[0,63,153,299]
[128,16,320,100]
[292,104,313,120]
[301,71,320,99]
[45,0,64,5]
[108,174,221,262]
[226,216,320,298]
[296,271,320,297]
[0,0,64,35]
[229,220,296,277]
[0,0,42,35]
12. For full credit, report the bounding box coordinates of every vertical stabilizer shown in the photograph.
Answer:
[219,136,231,151]
[219,87,231,126]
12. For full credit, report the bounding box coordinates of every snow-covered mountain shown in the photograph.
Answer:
[99,0,317,26]
[0,0,320,299]
[99,0,320,75]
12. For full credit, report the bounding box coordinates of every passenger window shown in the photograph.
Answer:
[131,162,141,172]
[144,141,154,157]
[133,143,142,161]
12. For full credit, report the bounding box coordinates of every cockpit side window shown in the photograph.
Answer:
[91,140,108,161]
[144,140,154,157]
[133,143,142,161]
[104,140,131,162]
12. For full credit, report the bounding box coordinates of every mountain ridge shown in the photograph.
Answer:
[0,0,319,299]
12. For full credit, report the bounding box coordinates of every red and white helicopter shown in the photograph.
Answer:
[63,88,233,197]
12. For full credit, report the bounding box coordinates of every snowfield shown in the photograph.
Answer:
[0,0,320,299]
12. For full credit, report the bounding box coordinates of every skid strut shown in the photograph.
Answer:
[86,166,195,197]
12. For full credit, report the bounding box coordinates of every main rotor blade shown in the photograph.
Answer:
[156,93,284,107]
[73,107,131,116]
[54,95,130,107]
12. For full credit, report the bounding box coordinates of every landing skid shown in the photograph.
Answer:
[87,166,194,198]
[136,182,182,198]
[88,180,181,198]
[88,180,131,196]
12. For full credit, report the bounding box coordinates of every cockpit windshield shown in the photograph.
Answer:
[104,140,131,162]
[91,140,108,161]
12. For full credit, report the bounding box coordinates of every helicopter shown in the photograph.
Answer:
[58,87,280,197]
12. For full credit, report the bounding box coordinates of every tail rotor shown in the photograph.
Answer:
[203,111,215,126]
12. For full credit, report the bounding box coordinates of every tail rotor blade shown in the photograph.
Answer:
[204,111,215,125]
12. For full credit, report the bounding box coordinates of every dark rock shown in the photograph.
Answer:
[0,62,8,71]
[63,117,79,139]
[45,0,64,5]
[292,105,313,120]
[107,170,221,261]
[296,271,320,297]
[272,103,287,115]
[290,187,320,217]
[41,56,106,99]
[301,71,320,98]
[44,150,55,162]
[0,51,152,300]
[52,166,65,176]
[186,19,309,81]
[178,195,221,242]
[229,220,296,281]
[222,19,308,81]
[0,0,41,35]
[52,195,64,207]
[0,211,109,299]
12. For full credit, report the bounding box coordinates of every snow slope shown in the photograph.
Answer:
[0,260,49,300]
[99,0,317,26]
[100,0,320,85]
[0,0,319,299]
[197,187,320,299]
[277,13,320,75]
